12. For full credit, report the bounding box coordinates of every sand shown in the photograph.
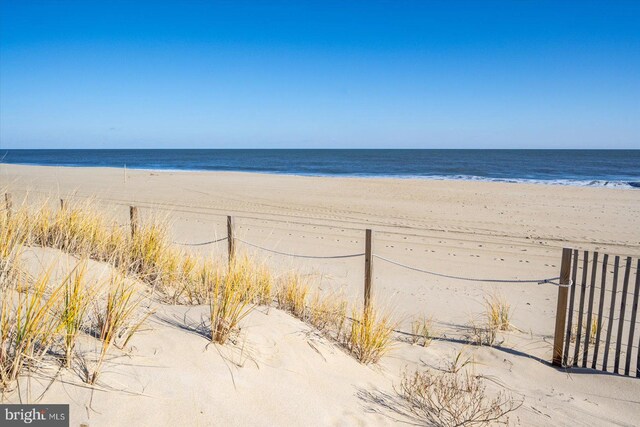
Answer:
[2,163,640,426]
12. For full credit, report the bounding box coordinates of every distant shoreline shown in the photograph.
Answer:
[1,161,638,190]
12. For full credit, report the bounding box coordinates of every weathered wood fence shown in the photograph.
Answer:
[553,249,640,377]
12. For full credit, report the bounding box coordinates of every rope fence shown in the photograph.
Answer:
[117,202,574,311]
[6,192,639,375]
[1,193,576,290]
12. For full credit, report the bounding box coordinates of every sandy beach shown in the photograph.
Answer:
[3,2,639,425]
[2,163,640,426]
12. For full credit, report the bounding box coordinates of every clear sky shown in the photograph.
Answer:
[1,1,638,149]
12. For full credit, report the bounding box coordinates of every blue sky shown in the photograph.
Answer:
[1,1,639,149]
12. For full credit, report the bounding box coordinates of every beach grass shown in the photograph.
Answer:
[410,316,433,347]
[208,258,257,344]
[59,261,93,368]
[88,272,150,384]
[276,272,310,319]
[485,293,511,332]
[347,305,396,364]
[0,195,405,392]
[308,290,348,339]
[1,268,63,391]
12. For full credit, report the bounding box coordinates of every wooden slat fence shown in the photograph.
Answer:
[555,249,640,377]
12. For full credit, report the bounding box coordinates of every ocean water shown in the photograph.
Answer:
[2,149,639,188]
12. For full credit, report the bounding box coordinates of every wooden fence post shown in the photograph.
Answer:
[364,229,373,311]
[614,257,632,374]
[60,198,66,211]
[552,248,573,366]
[4,193,12,218]
[624,258,640,376]
[129,206,139,238]
[582,251,599,367]
[227,215,235,264]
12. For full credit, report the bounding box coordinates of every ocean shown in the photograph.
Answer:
[2,149,639,188]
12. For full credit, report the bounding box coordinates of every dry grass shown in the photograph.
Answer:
[0,269,63,392]
[276,272,310,319]
[252,262,273,306]
[396,369,521,426]
[184,259,218,305]
[485,293,511,332]
[447,348,474,374]
[88,273,150,384]
[0,198,154,389]
[128,220,175,288]
[0,211,25,289]
[58,261,93,368]
[410,316,433,347]
[208,258,258,344]
[308,290,348,339]
[465,293,512,347]
[570,318,599,345]
[3,196,403,370]
[3,200,202,304]
[468,321,497,347]
[346,305,396,364]
[30,200,124,262]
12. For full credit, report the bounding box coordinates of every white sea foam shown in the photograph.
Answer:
[409,175,637,188]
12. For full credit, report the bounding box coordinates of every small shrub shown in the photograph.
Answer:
[397,369,521,426]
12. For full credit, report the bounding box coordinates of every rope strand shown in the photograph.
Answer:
[172,236,228,246]
[373,254,565,285]
[235,237,365,259]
